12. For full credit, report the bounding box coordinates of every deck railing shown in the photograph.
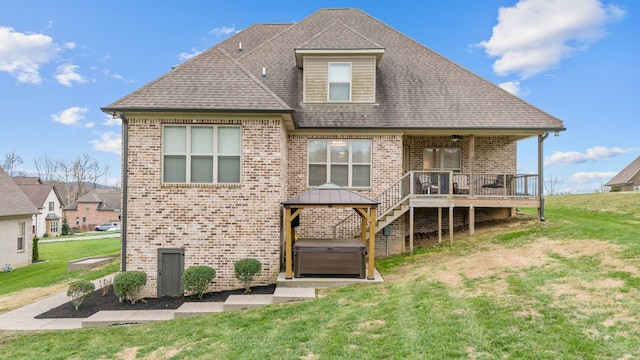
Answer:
[333,171,539,237]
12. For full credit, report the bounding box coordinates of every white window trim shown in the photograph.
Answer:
[327,62,352,102]
[162,124,242,184]
[17,221,25,252]
[308,139,372,187]
[423,147,462,172]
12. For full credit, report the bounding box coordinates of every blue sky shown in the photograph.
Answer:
[1,0,638,193]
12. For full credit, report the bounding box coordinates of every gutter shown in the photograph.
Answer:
[538,132,549,221]
[119,112,128,272]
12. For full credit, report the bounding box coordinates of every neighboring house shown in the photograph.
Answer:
[0,168,39,270]
[605,156,640,192]
[13,177,65,238]
[102,8,566,297]
[63,188,122,232]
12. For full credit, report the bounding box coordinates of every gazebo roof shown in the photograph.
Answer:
[282,183,378,207]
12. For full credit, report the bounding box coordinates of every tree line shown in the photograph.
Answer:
[1,149,116,206]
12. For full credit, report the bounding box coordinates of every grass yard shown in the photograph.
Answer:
[0,237,120,312]
[1,192,638,359]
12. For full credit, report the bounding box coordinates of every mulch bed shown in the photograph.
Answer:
[35,284,276,319]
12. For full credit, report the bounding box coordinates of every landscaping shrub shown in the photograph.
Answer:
[67,280,95,310]
[61,218,70,235]
[113,271,147,304]
[234,258,261,293]
[183,265,217,299]
[32,237,39,262]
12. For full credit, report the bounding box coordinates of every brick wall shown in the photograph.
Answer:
[124,115,287,297]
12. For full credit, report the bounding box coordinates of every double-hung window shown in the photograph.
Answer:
[163,125,241,184]
[48,201,54,211]
[17,222,25,252]
[308,139,371,187]
[328,63,351,101]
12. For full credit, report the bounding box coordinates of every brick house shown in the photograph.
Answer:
[0,168,38,270]
[102,8,565,297]
[13,177,65,238]
[605,156,640,192]
[63,188,122,232]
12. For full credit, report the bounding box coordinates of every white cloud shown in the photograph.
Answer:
[546,146,634,166]
[55,64,87,86]
[479,0,625,78]
[569,171,617,184]
[102,113,122,126]
[51,106,88,125]
[178,48,202,62]
[209,25,236,37]
[498,80,530,96]
[91,132,121,155]
[64,42,76,50]
[0,26,59,83]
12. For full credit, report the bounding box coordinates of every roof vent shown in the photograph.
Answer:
[238,42,242,51]
[262,67,266,78]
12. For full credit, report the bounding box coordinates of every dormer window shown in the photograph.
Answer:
[328,63,351,102]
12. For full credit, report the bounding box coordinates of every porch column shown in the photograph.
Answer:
[538,133,549,220]
[469,205,475,235]
[438,207,442,243]
[284,208,293,279]
[469,135,475,197]
[409,206,414,255]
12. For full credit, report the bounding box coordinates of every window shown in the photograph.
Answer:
[50,221,58,233]
[163,125,241,184]
[308,139,371,187]
[17,222,25,252]
[49,201,55,211]
[85,204,90,211]
[328,63,351,101]
[423,148,461,171]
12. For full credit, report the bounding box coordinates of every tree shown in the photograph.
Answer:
[544,174,563,196]
[89,161,110,189]
[2,150,23,176]
[34,154,59,182]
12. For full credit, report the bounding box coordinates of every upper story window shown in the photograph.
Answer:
[328,63,351,102]
[423,148,461,171]
[308,139,371,187]
[49,201,54,211]
[163,125,241,184]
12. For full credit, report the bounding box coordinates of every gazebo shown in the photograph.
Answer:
[282,183,379,280]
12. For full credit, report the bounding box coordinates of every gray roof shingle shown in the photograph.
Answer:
[103,8,565,132]
[605,156,640,186]
[0,168,39,217]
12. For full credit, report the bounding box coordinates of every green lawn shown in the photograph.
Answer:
[1,192,638,359]
[0,238,120,296]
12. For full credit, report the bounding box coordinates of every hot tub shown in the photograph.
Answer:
[293,238,367,279]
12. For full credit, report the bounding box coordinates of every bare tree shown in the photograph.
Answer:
[2,150,23,176]
[34,154,59,182]
[72,153,93,201]
[544,174,563,196]
[57,159,75,205]
[88,161,110,189]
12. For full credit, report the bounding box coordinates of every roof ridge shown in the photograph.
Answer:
[215,47,292,110]
[295,20,383,49]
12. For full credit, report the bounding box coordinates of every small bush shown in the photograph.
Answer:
[113,271,147,304]
[610,185,622,192]
[32,237,39,262]
[183,266,217,299]
[67,280,95,310]
[61,218,70,236]
[42,233,49,238]
[234,258,262,293]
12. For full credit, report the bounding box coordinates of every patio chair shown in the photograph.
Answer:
[482,175,514,193]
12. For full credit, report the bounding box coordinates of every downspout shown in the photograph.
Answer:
[119,112,129,272]
[538,132,549,221]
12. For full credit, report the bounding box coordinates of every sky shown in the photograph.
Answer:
[1,0,638,193]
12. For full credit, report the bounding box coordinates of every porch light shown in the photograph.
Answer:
[451,135,462,142]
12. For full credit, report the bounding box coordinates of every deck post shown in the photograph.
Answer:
[469,135,475,197]
[469,205,475,235]
[449,205,454,246]
[361,216,367,245]
[409,206,414,255]
[285,208,293,279]
[438,207,442,243]
[368,207,377,280]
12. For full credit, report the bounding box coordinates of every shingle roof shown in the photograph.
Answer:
[103,8,565,132]
[0,168,38,217]
[605,156,640,186]
[72,188,122,211]
[15,183,55,208]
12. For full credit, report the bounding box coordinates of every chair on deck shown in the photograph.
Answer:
[417,174,438,194]
[482,175,514,194]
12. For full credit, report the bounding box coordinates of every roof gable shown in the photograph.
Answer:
[606,156,640,186]
[0,168,38,217]
[15,182,55,208]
